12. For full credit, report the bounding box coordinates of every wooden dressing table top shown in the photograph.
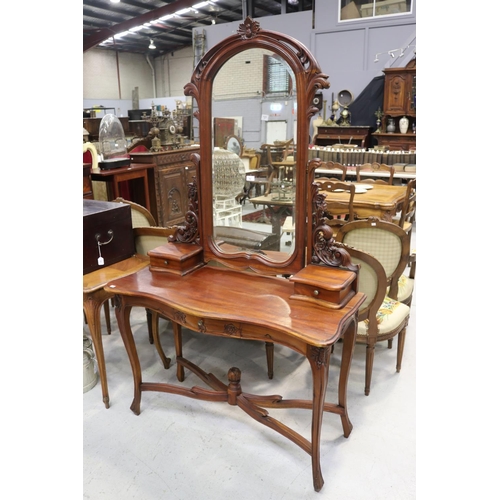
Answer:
[106,265,363,348]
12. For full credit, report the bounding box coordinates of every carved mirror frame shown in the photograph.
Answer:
[183,17,329,275]
[224,134,243,158]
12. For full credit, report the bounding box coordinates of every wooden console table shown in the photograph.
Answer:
[106,265,364,492]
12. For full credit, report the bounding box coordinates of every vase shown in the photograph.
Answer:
[399,116,409,134]
[386,118,396,133]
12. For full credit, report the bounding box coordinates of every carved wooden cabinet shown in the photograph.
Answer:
[129,147,200,226]
[373,58,416,151]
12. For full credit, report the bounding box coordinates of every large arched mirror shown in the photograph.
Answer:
[184,17,329,275]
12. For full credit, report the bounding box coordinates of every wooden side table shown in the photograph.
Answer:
[90,163,156,217]
[83,254,150,408]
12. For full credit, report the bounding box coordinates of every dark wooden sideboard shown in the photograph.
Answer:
[129,146,200,227]
[371,132,416,151]
[313,126,372,148]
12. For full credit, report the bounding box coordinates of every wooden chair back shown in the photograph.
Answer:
[335,241,410,395]
[356,162,395,185]
[261,139,295,194]
[315,180,356,224]
[398,179,416,232]
[334,216,410,300]
[261,139,294,166]
[318,161,347,181]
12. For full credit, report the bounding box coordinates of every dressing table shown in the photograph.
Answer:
[105,18,365,492]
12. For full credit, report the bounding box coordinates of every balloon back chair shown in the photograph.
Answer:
[334,216,414,308]
[336,242,411,395]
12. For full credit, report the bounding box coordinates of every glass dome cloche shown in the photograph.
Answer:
[98,114,131,170]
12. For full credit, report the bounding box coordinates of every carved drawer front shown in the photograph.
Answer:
[193,317,244,338]
[170,311,245,339]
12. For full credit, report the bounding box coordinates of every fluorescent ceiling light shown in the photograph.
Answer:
[193,1,210,8]
[110,0,120,3]
[129,26,143,32]
[176,8,192,15]
[159,14,175,21]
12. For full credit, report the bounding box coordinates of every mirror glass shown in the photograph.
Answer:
[211,48,297,262]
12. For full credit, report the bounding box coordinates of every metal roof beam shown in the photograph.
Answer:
[84,0,203,52]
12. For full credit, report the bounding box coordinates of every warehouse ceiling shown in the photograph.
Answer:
[83,0,313,57]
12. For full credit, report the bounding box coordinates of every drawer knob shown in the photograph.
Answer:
[313,289,319,296]
[198,319,204,328]
[164,260,168,266]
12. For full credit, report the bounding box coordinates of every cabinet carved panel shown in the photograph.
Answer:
[129,147,200,227]
[385,74,409,115]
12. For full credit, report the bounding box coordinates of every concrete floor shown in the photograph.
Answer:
[83,223,416,499]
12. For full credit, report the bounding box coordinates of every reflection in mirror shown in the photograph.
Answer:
[212,48,297,262]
